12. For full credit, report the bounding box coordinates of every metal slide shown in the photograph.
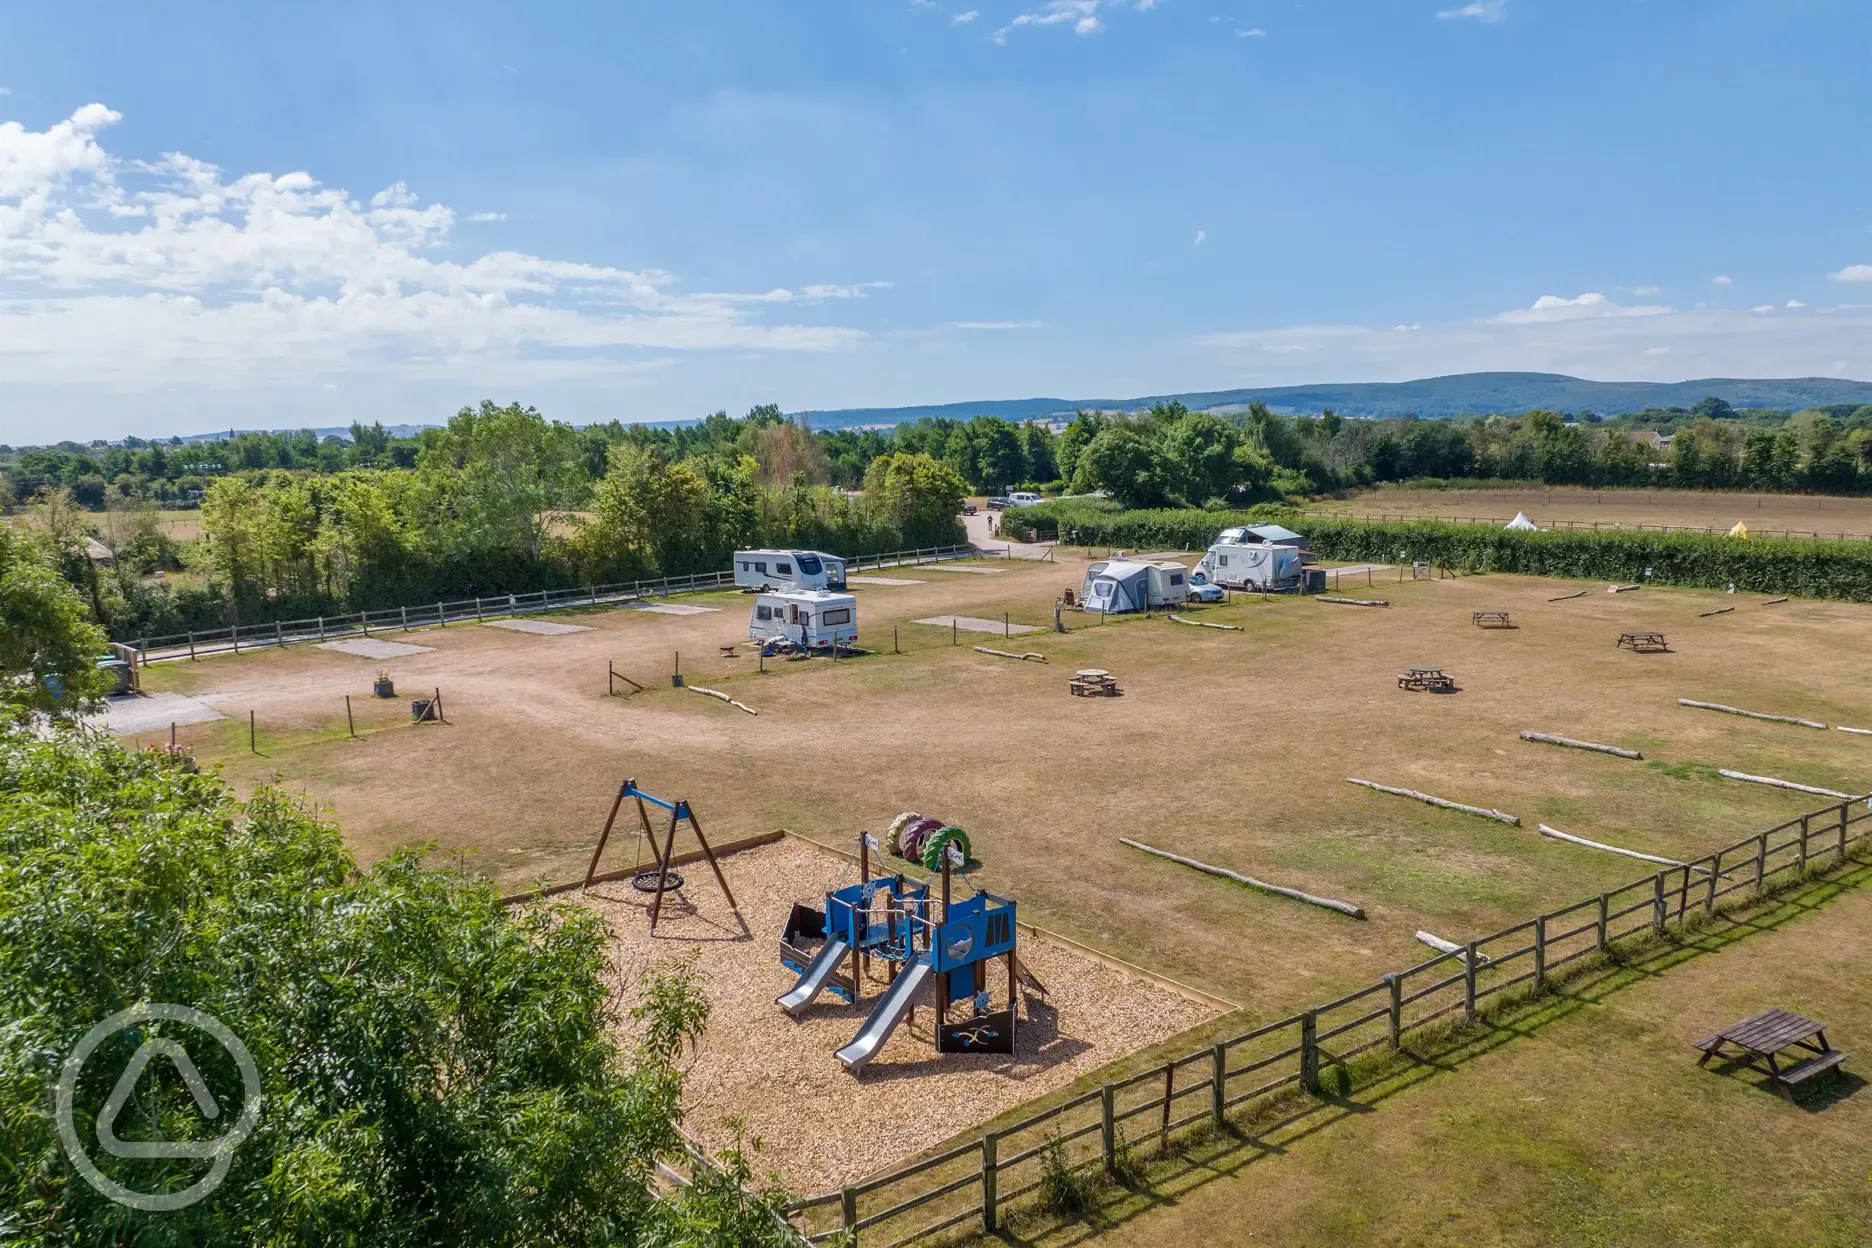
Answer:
[835,953,933,1073]
[776,938,851,1018]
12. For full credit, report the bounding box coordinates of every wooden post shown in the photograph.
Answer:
[1839,801,1851,861]
[1161,1063,1174,1149]
[981,1132,998,1232]
[345,695,355,738]
[1652,873,1667,935]
[316,616,325,640]
[170,721,176,749]
[401,605,409,631]
[840,1186,857,1242]
[232,622,241,654]
[1797,814,1810,874]
[859,833,870,986]
[1463,944,1478,1023]
[1300,1011,1320,1093]
[432,687,444,722]
[1100,1084,1116,1173]
[1386,973,1402,1047]
[187,631,196,660]
[1005,611,1010,638]
[275,619,284,646]
[1211,1043,1227,1124]
[952,619,957,647]
[248,710,256,753]
[475,597,483,621]
[1755,832,1768,891]
[583,780,631,892]
[893,625,899,654]
[1705,851,1720,915]
[437,602,446,626]
[1533,915,1547,990]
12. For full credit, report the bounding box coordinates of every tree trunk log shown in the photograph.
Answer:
[1519,731,1642,760]
[1346,778,1520,825]
[1120,839,1366,919]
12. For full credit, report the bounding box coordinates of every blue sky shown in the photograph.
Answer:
[3,0,1872,442]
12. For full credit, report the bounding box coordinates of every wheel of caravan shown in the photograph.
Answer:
[921,826,972,872]
[901,818,943,860]
[887,812,921,856]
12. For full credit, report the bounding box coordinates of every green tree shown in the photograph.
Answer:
[863,451,968,547]
[1055,413,1106,484]
[0,526,111,718]
[0,719,801,1245]
[420,402,585,561]
[1158,413,1243,503]
[1071,428,1173,508]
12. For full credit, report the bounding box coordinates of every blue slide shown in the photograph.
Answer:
[835,953,933,1073]
[776,938,850,1018]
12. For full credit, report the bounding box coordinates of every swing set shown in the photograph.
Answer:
[582,777,746,935]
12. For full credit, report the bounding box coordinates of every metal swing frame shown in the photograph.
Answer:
[582,777,746,934]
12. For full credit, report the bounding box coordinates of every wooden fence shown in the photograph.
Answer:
[1309,510,1872,542]
[129,545,976,664]
[786,797,1872,1245]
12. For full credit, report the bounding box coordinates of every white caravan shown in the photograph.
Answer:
[1079,560,1190,614]
[748,589,859,651]
[1196,539,1305,592]
[732,549,848,592]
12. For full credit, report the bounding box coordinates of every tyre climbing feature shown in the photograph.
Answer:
[920,826,972,872]
[886,812,922,856]
[900,817,943,860]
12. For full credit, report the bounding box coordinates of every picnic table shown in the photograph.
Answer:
[1617,631,1670,652]
[1069,668,1122,697]
[1397,665,1455,692]
[1472,610,1513,629]
[1694,1008,1847,1102]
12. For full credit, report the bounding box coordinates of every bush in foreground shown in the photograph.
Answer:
[0,718,797,1246]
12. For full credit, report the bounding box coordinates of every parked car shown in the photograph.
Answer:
[984,496,1010,511]
[1185,568,1226,603]
[1007,491,1044,507]
[961,502,978,515]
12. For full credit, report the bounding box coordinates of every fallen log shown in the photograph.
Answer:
[1547,590,1589,602]
[973,646,1047,662]
[1519,731,1642,760]
[1120,838,1366,919]
[1317,596,1389,607]
[1762,596,1789,606]
[1609,583,1641,593]
[1537,823,1683,867]
[1717,769,1861,801]
[1168,614,1242,631]
[1346,778,1520,825]
[1415,931,1491,965]
[1699,606,1735,618]
[690,685,758,715]
[1678,699,1827,730]
[1838,726,1872,737]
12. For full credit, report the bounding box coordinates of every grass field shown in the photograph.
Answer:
[1317,485,1872,537]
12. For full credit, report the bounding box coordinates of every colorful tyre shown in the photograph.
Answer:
[921,826,972,872]
[887,812,922,856]
[901,817,943,859]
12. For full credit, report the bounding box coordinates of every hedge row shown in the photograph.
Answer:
[1008,502,1872,601]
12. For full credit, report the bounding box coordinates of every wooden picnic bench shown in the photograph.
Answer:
[1069,668,1122,697]
[1693,1008,1848,1102]
[1397,665,1455,692]
[1617,631,1670,652]
[1472,610,1513,629]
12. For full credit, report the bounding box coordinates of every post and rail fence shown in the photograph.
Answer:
[129,544,977,665]
[784,796,1871,1246]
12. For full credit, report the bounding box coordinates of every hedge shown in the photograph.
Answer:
[1007,502,1872,601]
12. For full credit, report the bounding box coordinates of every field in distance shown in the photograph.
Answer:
[1316,485,1872,536]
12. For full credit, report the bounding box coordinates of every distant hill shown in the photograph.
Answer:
[173,423,440,443]
[790,373,1872,428]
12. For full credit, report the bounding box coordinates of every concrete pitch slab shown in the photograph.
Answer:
[628,602,722,616]
[912,615,1042,636]
[484,618,593,635]
[928,564,1006,574]
[317,638,436,659]
[91,691,225,736]
[845,575,925,586]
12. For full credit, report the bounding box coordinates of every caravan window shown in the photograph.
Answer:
[756,605,773,621]
[797,555,823,575]
[738,561,749,571]
[776,561,793,576]
[754,561,768,574]
[1169,573,1184,585]
[1218,554,1228,566]
[821,608,851,626]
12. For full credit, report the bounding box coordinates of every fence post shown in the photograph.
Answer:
[437,603,446,627]
[981,1132,997,1232]
[187,631,196,661]
[1386,973,1402,1047]
[1652,873,1667,935]
[475,597,483,621]
[1463,944,1478,1023]
[1839,801,1851,860]
[401,606,409,631]
[1705,851,1720,915]
[1210,1043,1226,1124]
[316,616,325,641]
[1100,1083,1116,1173]
[840,1186,857,1243]
[1533,916,1547,990]
[275,620,284,646]
[1797,814,1810,874]
[1755,832,1767,891]
[231,623,240,654]
[1300,1011,1320,1093]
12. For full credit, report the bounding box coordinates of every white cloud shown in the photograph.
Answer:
[1193,229,1206,247]
[0,103,874,392]
[1787,299,1807,308]
[952,319,1045,330]
[953,9,979,22]
[1007,1,1105,37]
[1495,292,1671,324]
[1712,274,1733,286]
[1437,0,1506,21]
[1750,304,1775,313]
[1829,264,1872,283]
[1645,347,1670,356]
[465,210,506,223]
[1238,27,1268,38]
[1630,284,1661,295]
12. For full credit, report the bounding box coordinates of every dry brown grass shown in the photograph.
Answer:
[1317,484,1872,536]
[143,555,1872,1050]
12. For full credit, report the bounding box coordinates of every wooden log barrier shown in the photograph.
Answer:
[1120,838,1366,919]
[1519,731,1642,760]
[690,686,758,715]
[1699,606,1736,617]
[1346,778,1520,826]
[1415,931,1491,965]
[1608,583,1641,593]
[1168,614,1242,631]
[1678,699,1827,730]
[974,646,1047,662]
[1317,596,1389,608]
[1537,823,1683,868]
[1718,770,1861,801]
[1547,590,1589,602]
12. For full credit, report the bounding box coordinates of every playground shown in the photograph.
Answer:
[573,834,1214,1190]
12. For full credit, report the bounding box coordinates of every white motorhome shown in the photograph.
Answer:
[1196,537,1305,592]
[732,549,848,592]
[1079,560,1189,614]
[748,589,859,652]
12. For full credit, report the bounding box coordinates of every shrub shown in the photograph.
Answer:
[1036,1130,1096,1219]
